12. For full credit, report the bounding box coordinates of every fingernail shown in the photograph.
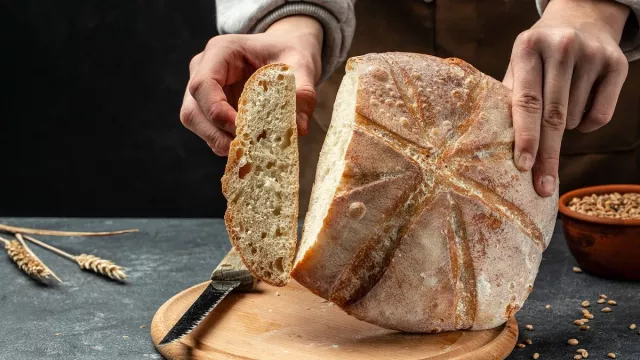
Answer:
[541,175,555,195]
[516,152,534,171]
[297,113,309,135]
[297,112,309,125]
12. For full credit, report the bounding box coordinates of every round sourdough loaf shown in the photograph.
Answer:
[292,53,558,332]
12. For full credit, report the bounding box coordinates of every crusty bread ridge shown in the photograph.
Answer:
[292,53,559,332]
[222,63,299,287]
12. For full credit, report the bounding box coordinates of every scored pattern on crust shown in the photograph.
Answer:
[446,193,477,329]
[338,114,480,326]
[330,54,545,326]
[383,56,435,131]
[330,182,437,306]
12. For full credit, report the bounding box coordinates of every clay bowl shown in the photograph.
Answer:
[558,184,640,281]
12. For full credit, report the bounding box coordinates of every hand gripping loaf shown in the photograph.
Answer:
[222,64,299,287]
[291,53,558,332]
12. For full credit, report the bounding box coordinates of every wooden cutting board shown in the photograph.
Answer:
[151,280,518,360]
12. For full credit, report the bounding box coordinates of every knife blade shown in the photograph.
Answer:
[158,247,257,345]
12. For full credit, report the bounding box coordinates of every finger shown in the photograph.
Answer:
[189,53,203,78]
[294,80,316,137]
[188,78,237,135]
[566,47,603,130]
[577,50,628,133]
[189,39,247,135]
[192,81,237,135]
[510,33,544,174]
[535,34,577,197]
[180,89,233,156]
[279,56,318,136]
[565,67,599,130]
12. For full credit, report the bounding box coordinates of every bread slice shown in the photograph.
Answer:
[291,53,558,332]
[221,64,299,287]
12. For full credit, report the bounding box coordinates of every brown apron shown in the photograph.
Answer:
[299,0,640,214]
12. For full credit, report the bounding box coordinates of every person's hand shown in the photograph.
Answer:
[181,16,323,156]
[503,0,630,197]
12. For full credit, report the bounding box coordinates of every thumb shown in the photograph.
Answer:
[295,80,316,136]
[280,56,318,136]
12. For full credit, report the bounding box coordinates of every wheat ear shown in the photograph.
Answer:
[0,235,61,283]
[76,254,127,281]
[0,224,138,237]
[15,234,63,283]
[23,235,127,281]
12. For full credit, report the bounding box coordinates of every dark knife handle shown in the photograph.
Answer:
[210,247,257,292]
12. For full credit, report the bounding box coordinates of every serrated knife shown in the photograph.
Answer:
[158,247,257,345]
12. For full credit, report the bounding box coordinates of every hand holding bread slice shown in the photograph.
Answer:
[221,64,299,287]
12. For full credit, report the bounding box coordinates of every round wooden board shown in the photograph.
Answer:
[151,281,518,360]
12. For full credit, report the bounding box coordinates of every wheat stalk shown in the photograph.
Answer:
[0,235,61,283]
[0,223,138,237]
[23,235,127,281]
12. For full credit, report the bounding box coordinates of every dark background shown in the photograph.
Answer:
[0,0,226,218]
[1,0,638,218]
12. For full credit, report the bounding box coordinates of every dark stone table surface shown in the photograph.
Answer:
[0,218,638,360]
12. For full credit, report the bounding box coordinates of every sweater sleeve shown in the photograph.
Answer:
[536,0,640,62]
[215,0,357,81]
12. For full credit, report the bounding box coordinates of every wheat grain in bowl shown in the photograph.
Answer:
[568,192,640,219]
[559,184,640,281]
